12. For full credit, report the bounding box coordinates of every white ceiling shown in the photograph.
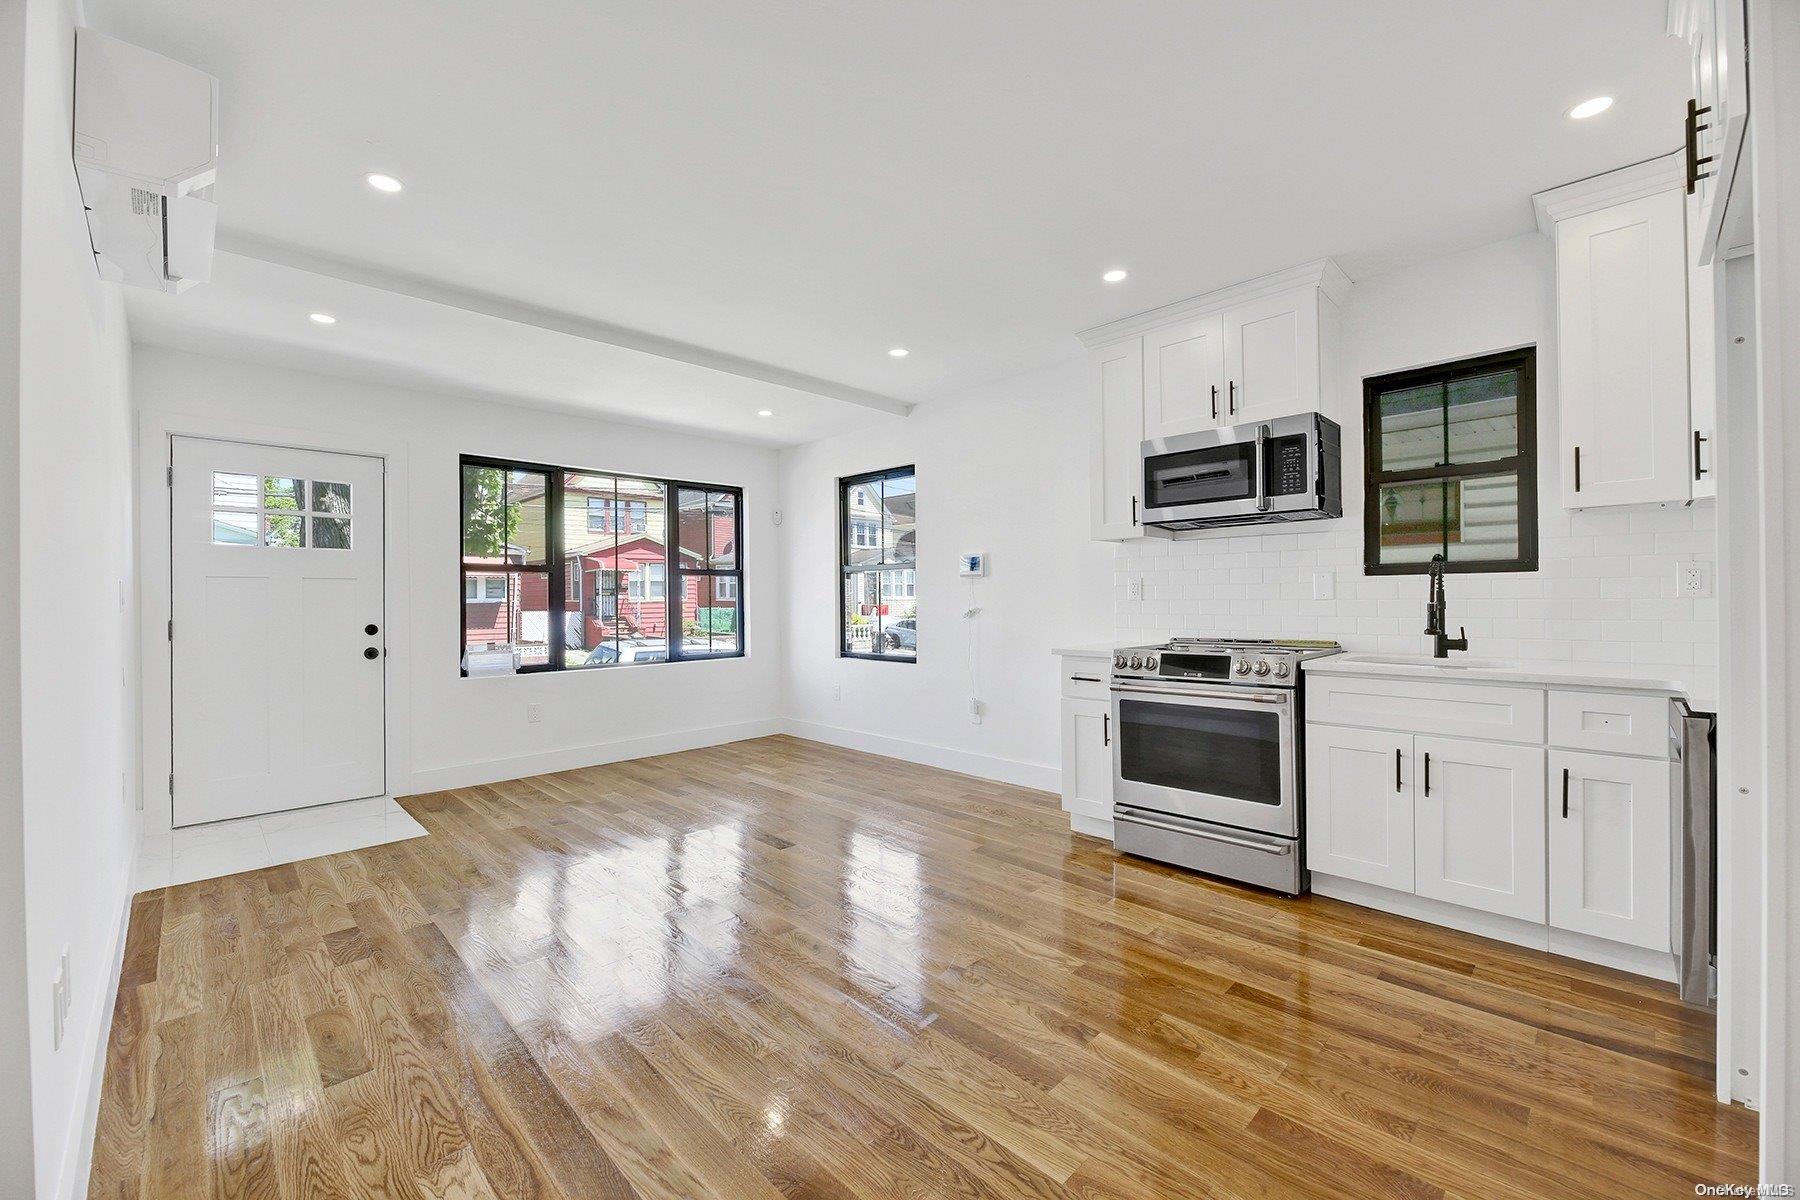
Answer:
[89,0,1689,444]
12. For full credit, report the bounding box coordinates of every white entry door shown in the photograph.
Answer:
[171,437,385,826]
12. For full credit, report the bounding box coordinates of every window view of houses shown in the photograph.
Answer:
[840,466,916,660]
[460,463,742,673]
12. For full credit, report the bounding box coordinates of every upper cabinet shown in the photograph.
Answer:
[1535,157,1714,510]
[1079,260,1348,541]
[1670,0,1750,265]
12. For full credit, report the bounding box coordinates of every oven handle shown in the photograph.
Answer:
[1114,807,1293,855]
[1110,683,1287,705]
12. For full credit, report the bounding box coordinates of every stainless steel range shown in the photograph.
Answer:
[1110,637,1341,894]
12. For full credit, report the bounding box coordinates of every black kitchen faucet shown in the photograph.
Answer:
[1424,554,1468,659]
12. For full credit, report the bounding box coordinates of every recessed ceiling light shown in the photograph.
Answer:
[308,312,337,325]
[887,346,910,358]
[757,409,773,418]
[1567,96,1614,120]
[365,172,404,193]
[1102,269,1129,283]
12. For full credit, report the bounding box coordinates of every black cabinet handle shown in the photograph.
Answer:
[1694,430,1709,480]
[363,647,380,660]
[1211,384,1219,421]
[1573,445,1582,492]
[1686,98,1715,195]
[1562,767,1571,818]
[1423,752,1431,797]
[1228,380,1237,416]
[1131,495,1139,526]
[364,623,379,636]
[1395,747,1402,793]
[1103,714,1110,747]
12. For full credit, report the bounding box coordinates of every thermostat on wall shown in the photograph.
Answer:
[959,553,986,576]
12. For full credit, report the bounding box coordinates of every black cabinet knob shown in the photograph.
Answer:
[364,623,379,636]
[363,647,380,660]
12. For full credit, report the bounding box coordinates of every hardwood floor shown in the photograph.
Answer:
[87,734,1754,1199]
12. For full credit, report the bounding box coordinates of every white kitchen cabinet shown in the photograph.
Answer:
[1222,288,1318,428]
[1687,193,1719,500]
[1079,260,1348,538]
[1142,316,1224,440]
[1060,696,1114,839]
[1412,737,1546,923]
[1304,724,1413,891]
[1552,188,1692,509]
[1089,337,1143,540]
[1548,750,1672,951]
[1670,0,1750,265]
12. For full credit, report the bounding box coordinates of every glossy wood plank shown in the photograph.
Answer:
[88,735,1755,1200]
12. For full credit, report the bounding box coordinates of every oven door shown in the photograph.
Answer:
[1110,681,1297,836]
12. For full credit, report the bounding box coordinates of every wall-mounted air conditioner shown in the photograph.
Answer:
[73,29,218,293]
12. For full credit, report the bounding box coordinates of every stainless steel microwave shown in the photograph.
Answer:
[1139,412,1342,531]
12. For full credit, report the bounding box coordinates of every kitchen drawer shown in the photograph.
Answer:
[1547,690,1670,758]
[1061,658,1111,700]
[1306,674,1544,744]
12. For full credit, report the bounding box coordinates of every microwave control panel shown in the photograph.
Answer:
[1268,436,1309,496]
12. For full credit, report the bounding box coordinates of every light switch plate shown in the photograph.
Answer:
[1311,572,1336,600]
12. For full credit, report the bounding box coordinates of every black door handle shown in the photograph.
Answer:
[1694,430,1708,480]
[1211,384,1219,421]
[363,647,380,660]
[1395,747,1402,793]
[1423,752,1431,797]
[1562,767,1571,818]
[364,623,379,636]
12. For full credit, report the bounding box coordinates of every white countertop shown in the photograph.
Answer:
[1305,652,1687,694]
[1051,643,1115,659]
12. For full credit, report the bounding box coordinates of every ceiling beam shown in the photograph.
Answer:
[215,232,915,418]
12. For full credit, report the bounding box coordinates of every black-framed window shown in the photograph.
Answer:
[840,465,916,661]
[459,455,744,675]
[1363,347,1538,575]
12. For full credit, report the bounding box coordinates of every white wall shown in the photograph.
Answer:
[778,363,1113,788]
[132,346,785,816]
[4,2,140,1198]
[1116,234,1722,708]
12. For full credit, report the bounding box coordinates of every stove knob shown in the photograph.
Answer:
[1273,662,1291,678]
[1145,656,1158,672]
[1233,661,1251,676]
[1129,656,1142,670]
[1253,661,1272,677]
[1114,655,1128,670]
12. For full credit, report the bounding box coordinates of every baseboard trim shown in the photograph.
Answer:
[780,719,1059,793]
[403,718,785,794]
[1312,874,1678,982]
[60,871,136,1200]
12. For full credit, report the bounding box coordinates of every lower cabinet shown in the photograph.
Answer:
[1305,725,1414,891]
[1547,749,1672,950]
[1413,737,1546,923]
[1060,696,1113,833]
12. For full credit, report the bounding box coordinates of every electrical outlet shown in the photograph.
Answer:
[1678,562,1713,598]
[1126,575,1146,602]
[968,698,983,725]
[525,702,542,724]
[831,684,841,702]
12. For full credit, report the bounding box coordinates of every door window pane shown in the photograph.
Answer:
[311,481,352,515]
[312,516,351,549]
[263,477,306,512]
[212,512,257,544]
[212,473,258,508]
[263,514,304,547]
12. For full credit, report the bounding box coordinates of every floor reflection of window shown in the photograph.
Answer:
[847,831,923,993]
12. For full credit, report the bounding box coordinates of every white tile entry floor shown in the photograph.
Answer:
[136,796,428,890]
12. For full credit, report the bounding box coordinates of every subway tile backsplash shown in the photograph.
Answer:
[1114,502,1719,706]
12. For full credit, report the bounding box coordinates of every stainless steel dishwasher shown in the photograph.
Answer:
[1671,699,1716,1006]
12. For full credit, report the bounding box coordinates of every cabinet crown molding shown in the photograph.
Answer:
[1531,152,1685,235]
[1075,258,1351,350]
